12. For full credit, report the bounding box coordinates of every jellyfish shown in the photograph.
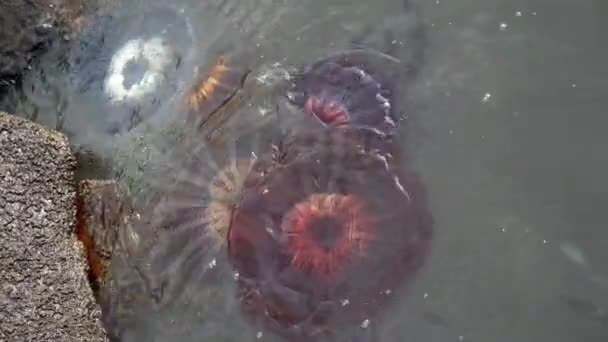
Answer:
[227,127,433,341]
[286,49,406,135]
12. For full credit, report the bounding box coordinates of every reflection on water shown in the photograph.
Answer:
[1,0,607,341]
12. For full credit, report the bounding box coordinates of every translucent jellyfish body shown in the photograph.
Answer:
[227,128,433,341]
[287,49,405,135]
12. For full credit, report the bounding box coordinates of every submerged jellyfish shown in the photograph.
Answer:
[227,127,433,341]
[71,4,197,136]
[100,121,278,340]
[104,36,175,105]
[187,54,251,116]
[286,49,404,135]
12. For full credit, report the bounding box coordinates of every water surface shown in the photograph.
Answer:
[1,0,607,341]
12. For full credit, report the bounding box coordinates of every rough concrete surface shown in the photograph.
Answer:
[0,112,107,341]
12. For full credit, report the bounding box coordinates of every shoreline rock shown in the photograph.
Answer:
[0,112,107,341]
[76,179,135,295]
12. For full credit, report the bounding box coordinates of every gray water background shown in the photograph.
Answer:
[401,1,608,341]
[2,0,608,341]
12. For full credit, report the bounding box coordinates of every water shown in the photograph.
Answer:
[1,0,607,341]
[399,1,608,341]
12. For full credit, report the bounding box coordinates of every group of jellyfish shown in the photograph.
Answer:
[119,50,434,341]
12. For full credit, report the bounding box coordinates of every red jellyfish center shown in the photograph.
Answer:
[281,193,376,282]
[226,130,434,340]
[304,96,351,127]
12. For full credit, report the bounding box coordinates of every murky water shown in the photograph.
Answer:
[1,0,607,341]
[400,1,608,342]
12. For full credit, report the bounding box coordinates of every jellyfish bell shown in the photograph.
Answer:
[104,36,175,106]
[100,115,279,340]
[186,54,250,115]
[286,49,406,135]
[183,51,255,134]
[65,4,195,137]
[227,128,433,341]
[143,123,274,251]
